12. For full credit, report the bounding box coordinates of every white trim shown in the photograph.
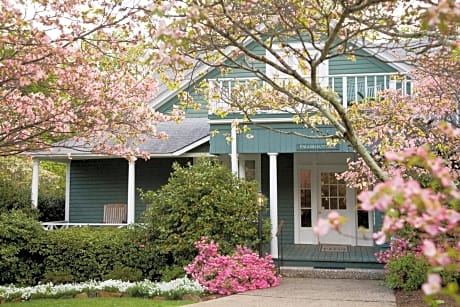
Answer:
[209,117,295,124]
[31,159,40,209]
[127,158,136,224]
[65,161,71,221]
[172,136,210,156]
[268,153,278,258]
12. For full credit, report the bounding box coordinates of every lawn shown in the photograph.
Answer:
[0,298,193,307]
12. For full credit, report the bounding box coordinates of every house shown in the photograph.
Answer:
[29,42,413,269]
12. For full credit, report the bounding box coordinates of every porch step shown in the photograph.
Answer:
[280,267,385,280]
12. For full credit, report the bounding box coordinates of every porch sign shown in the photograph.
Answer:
[296,143,340,152]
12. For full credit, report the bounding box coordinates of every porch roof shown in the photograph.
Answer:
[28,118,210,161]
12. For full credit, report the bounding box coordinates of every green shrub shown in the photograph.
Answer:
[42,271,74,284]
[385,254,430,291]
[103,264,143,282]
[140,158,270,279]
[0,210,44,286]
[41,227,165,283]
[0,182,31,213]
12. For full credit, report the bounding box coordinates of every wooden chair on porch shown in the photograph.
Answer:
[103,204,127,224]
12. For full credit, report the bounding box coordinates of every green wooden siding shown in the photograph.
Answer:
[329,54,396,75]
[134,158,192,218]
[277,154,294,244]
[210,123,353,154]
[69,158,190,223]
[70,159,127,223]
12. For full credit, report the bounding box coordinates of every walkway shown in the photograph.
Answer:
[192,277,396,307]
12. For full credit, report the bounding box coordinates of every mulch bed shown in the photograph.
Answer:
[395,289,458,307]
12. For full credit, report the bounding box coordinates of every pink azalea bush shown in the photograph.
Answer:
[375,237,423,264]
[185,237,282,295]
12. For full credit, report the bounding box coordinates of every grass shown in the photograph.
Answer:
[0,298,193,307]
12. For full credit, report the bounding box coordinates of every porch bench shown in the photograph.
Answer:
[103,204,127,224]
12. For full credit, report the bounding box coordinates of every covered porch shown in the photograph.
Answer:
[27,118,211,228]
[275,243,384,270]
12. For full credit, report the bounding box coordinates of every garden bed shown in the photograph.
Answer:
[395,289,458,307]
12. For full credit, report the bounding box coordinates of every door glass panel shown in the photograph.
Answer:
[300,170,312,227]
[321,172,347,210]
[330,198,338,209]
[357,210,370,229]
[244,160,256,181]
[356,188,370,229]
[339,198,346,210]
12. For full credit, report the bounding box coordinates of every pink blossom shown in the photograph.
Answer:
[422,240,437,258]
[327,211,341,230]
[313,218,330,236]
[422,274,441,295]
[373,231,387,245]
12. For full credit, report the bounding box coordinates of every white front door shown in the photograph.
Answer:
[317,170,355,245]
[295,163,357,246]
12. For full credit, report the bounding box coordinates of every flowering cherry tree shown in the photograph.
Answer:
[149,0,459,180]
[146,0,460,299]
[1,0,183,157]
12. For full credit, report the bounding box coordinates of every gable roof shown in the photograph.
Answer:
[29,118,210,161]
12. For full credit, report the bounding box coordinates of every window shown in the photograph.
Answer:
[300,170,312,227]
[320,172,346,210]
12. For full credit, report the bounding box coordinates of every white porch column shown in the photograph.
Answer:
[230,123,238,176]
[31,158,40,208]
[127,157,137,224]
[268,153,278,258]
[65,160,71,221]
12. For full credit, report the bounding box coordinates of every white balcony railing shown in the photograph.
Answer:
[41,221,129,230]
[207,72,411,114]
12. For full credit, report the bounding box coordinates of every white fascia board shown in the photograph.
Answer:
[209,117,295,124]
[360,45,415,72]
[173,136,210,156]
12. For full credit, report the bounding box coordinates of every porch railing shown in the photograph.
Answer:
[41,221,128,230]
[207,72,411,114]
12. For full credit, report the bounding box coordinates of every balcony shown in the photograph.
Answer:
[207,72,411,114]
